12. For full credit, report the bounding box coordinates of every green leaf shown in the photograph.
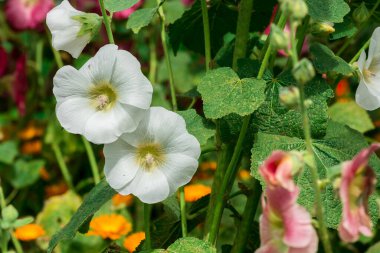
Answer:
[126,8,158,34]
[330,16,357,40]
[253,71,334,139]
[305,0,350,23]
[13,217,34,228]
[9,159,45,189]
[310,43,353,75]
[104,0,139,12]
[366,241,380,253]
[47,180,116,253]
[328,101,374,133]
[177,109,215,146]
[251,121,380,228]
[197,67,266,119]
[0,141,18,164]
[167,237,216,253]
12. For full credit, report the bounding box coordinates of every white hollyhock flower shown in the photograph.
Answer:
[46,0,101,58]
[355,27,380,110]
[53,44,153,144]
[104,107,201,204]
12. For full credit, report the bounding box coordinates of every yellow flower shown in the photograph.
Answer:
[112,194,134,207]
[184,184,211,202]
[87,214,132,240]
[238,170,251,181]
[123,232,145,252]
[14,224,45,241]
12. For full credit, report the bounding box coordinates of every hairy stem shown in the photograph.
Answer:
[349,37,370,64]
[201,0,211,71]
[179,186,188,237]
[52,142,75,190]
[289,18,333,253]
[81,137,100,185]
[98,0,114,44]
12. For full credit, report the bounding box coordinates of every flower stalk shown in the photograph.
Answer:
[201,0,211,71]
[289,16,333,253]
[81,136,100,185]
[144,203,152,250]
[98,0,114,44]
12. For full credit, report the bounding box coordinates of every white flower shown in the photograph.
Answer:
[103,107,201,204]
[355,27,380,110]
[53,44,153,144]
[46,0,101,58]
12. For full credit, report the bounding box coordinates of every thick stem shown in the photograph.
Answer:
[231,179,262,253]
[81,137,100,185]
[52,142,74,190]
[98,0,115,44]
[201,0,211,71]
[232,0,254,70]
[144,203,152,250]
[289,17,333,253]
[179,186,188,237]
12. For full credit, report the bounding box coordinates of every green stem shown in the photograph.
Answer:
[289,17,333,253]
[295,16,310,56]
[148,30,158,84]
[158,3,177,111]
[98,0,114,44]
[5,189,18,205]
[201,0,211,71]
[231,179,262,253]
[0,185,6,209]
[179,186,188,237]
[349,38,370,64]
[11,233,23,253]
[135,199,145,231]
[369,0,380,17]
[232,0,254,70]
[144,203,152,250]
[81,137,100,185]
[52,142,74,190]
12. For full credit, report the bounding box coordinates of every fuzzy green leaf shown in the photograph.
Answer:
[251,121,380,228]
[305,0,350,23]
[9,159,45,189]
[310,43,353,75]
[328,101,374,133]
[253,71,334,139]
[167,237,216,253]
[0,141,18,164]
[330,16,357,40]
[366,241,380,253]
[178,109,215,146]
[47,180,116,253]
[126,8,158,34]
[197,67,266,119]
[104,0,139,12]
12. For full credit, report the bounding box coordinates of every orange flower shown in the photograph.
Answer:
[45,182,68,197]
[18,123,44,140]
[87,214,132,240]
[238,170,251,181]
[123,232,145,252]
[112,194,134,207]
[336,79,350,97]
[200,161,217,171]
[14,224,45,241]
[21,140,42,155]
[184,184,211,202]
[39,167,50,181]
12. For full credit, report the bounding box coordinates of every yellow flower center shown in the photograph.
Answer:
[136,143,165,171]
[89,82,118,111]
[363,68,377,83]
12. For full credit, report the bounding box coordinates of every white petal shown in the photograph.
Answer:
[104,139,139,189]
[118,168,170,204]
[52,30,90,59]
[357,50,367,71]
[83,102,142,144]
[158,153,198,194]
[53,65,91,101]
[355,79,380,110]
[56,97,96,134]
[80,44,118,83]
[367,27,380,69]
[165,133,201,159]
[112,50,153,109]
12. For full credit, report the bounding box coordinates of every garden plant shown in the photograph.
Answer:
[1,0,380,252]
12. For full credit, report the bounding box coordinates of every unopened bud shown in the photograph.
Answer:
[72,13,102,38]
[288,151,304,175]
[2,205,18,222]
[292,58,315,85]
[270,24,289,50]
[310,22,335,35]
[280,0,308,21]
[279,86,300,109]
[353,2,370,24]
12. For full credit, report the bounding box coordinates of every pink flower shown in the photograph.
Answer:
[257,150,318,253]
[338,143,380,242]
[259,151,301,192]
[181,0,195,6]
[113,0,144,20]
[5,0,54,30]
[12,54,28,116]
